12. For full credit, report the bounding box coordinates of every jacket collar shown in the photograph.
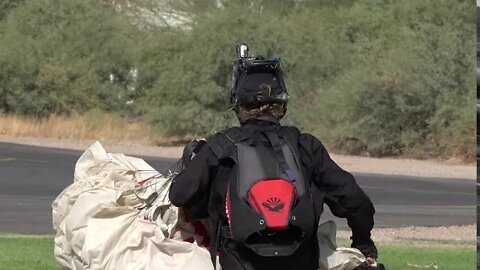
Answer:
[241,117,280,127]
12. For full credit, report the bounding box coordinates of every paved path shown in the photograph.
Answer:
[0,142,475,234]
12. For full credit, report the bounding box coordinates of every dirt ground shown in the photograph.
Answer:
[0,136,476,245]
[1,135,474,180]
[337,225,476,247]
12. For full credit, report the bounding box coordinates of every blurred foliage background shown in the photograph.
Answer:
[0,0,475,159]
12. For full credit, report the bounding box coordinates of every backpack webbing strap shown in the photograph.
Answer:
[263,130,296,182]
[206,129,249,269]
[209,217,222,270]
[207,128,250,160]
[255,144,281,179]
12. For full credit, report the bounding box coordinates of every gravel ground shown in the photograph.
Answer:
[330,154,475,180]
[0,136,476,245]
[337,225,476,246]
[0,136,474,180]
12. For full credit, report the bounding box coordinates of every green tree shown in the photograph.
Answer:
[0,0,474,158]
[0,0,139,116]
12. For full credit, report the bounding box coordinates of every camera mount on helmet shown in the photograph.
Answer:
[229,44,289,110]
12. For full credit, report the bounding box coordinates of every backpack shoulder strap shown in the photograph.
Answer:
[277,126,301,158]
[262,130,297,182]
[277,126,304,183]
[206,127,249,160]
[224,127,249,143]
[277,126,301,142]
[205,127,249,269]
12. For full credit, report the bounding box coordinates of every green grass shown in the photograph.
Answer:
[378,244,475,270]
[0,235,56,270]
[337,238,476,270]
[0,235,475,270]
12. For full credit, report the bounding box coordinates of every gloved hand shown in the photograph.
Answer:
[352,239,379,269]
[352,238,378,259]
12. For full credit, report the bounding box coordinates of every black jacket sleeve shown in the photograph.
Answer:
[299,133,375,245]
[169,144,219,220]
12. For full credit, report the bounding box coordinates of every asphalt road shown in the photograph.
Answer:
[0,142,475,234]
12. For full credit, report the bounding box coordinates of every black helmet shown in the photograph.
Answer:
[229,44,289,111]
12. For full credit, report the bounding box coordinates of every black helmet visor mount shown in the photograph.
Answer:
[229,44,289,110]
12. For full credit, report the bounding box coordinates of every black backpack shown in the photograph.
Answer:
[207,126,317,258]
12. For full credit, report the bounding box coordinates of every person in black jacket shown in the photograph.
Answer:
[169,45,377,270]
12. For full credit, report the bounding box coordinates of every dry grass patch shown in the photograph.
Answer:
[0,111,155,144]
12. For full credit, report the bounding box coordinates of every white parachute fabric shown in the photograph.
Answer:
[52,141,213,270]
[52,141,366,270]
[318,221,367,270]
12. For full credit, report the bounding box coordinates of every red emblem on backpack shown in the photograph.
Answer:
[246,179,295,230]
[262,197,285,213]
